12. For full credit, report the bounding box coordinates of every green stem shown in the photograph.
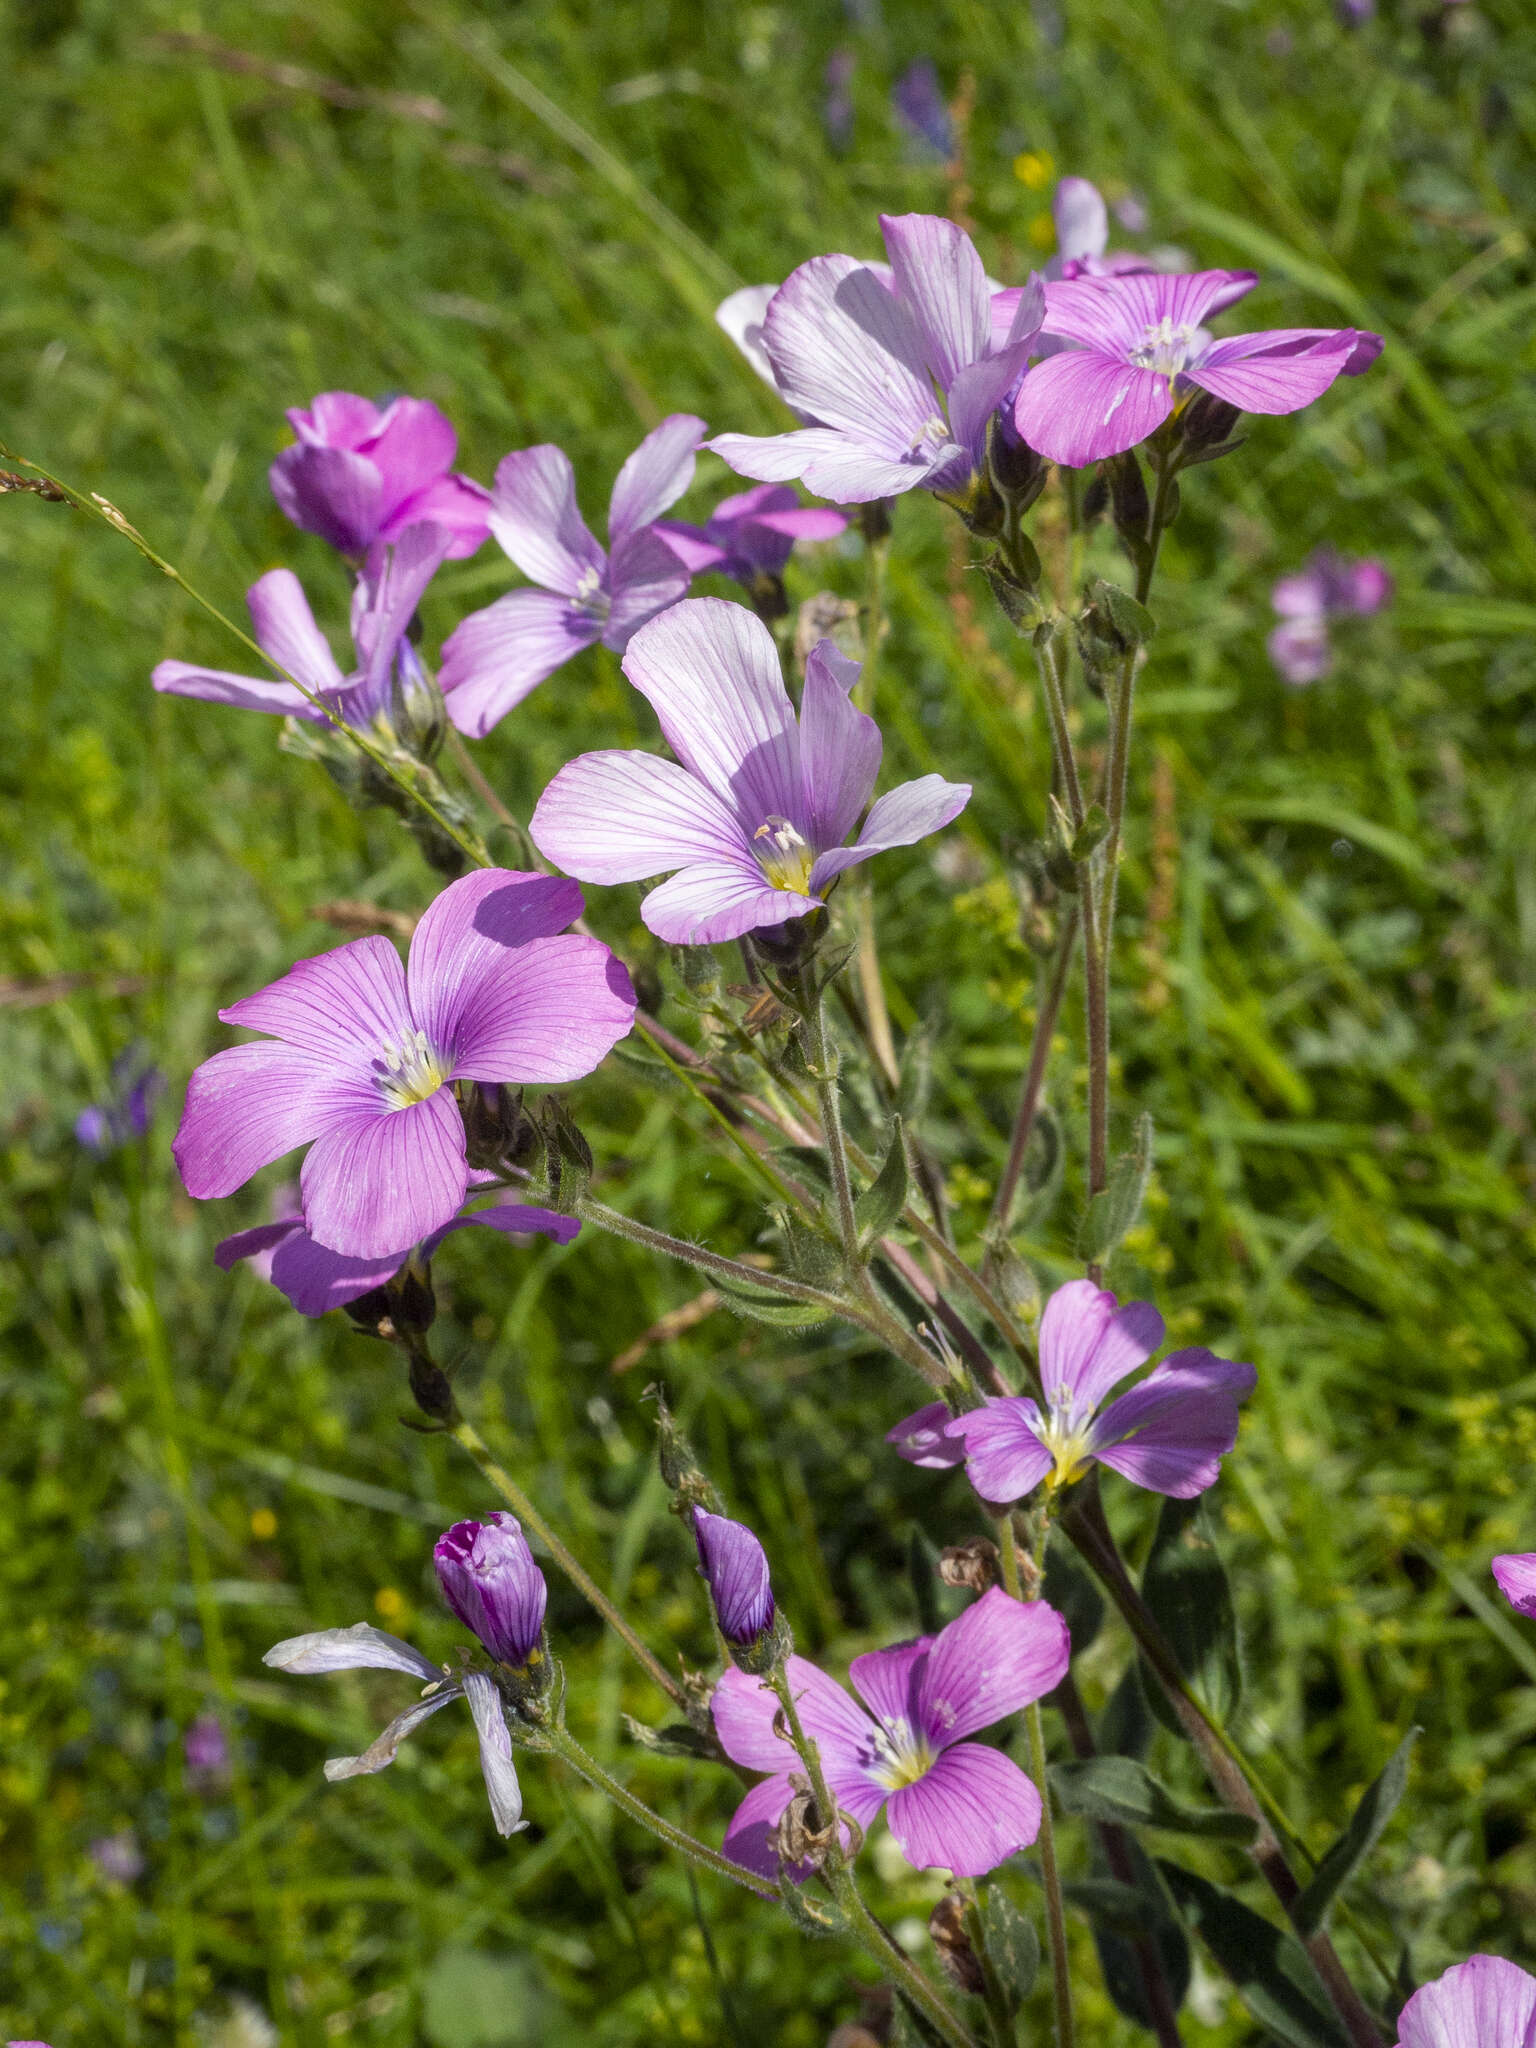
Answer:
[448,1416,686,1710]
[996,1520,1075,2048]
[853,522,901,1086]
[547,1725,774,1898]
[798,973,862,1270]
[988,902,1081,1241]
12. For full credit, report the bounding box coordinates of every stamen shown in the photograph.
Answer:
[1128,316,1197,382]
[375,1028,447,1109]
[753,815,816,895]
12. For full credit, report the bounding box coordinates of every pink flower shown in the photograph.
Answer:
[1393,1955,1536,2047]
[1492,1554,1536,1618]
[271,393,490,559]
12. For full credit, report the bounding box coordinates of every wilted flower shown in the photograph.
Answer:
[530,597,970,946]
[154,524,450,730]
[1492,1554,1536,1618]
[215,1198,578,1318]
[263,1616,525,1837]
[1267,547,1393,686]
[438,417,706,736]
[184,1713,231,1790]
[712,1587,1069,1878]
[891,58,951,159]
[692,1508,776,1645]
[1015,268,1381,468]
[943,1280,1255,1502]
[173,869,635,1258]
[76,1045,164,1155]
[709,215,1044,504]
[270,392,490,560]
[88,1831,145,1883]
[656,484,847,596]
[1392,1955,1536,2047]
[433,1515,548,1669]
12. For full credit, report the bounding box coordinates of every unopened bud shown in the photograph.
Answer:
[434,1513,550,1679]
[390,642,447,761]
[462,1083,535,1172]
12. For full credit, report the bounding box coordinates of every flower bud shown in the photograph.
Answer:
[692,1507,775,1646]
[434,1514,547,1669]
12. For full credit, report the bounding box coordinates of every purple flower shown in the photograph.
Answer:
[173,868,635,1258]
[270,392,491,560]
[886,1402,967,1470]
[154,524,450,728]
[693,1508,775,1644]
[716,286,784,397]
[1267,614,1335,687]
[708,215,1044,504]
[264,1618,524,1836]
[434,1514,548,1667]
[215,1199,578,1318]
[1393,1956,1536,2047]
[437,416,706,737]
[75,1045,164,1155]
[945,1280,1255,1503]
[529,597,970,947]
[712,1587,1069,1879]
[892,59,952,159]
[88,1832,144,1883]
[1014,268,1381,468]
[1267,547,1393,686]
[184,1713,231,1789]
[1492,1554,1536,1618]
[656,484,848,590]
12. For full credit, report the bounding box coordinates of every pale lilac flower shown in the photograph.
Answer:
[709,215,1044,504]
[716,286,785,396]
[1267,547,1393,685]
[215,1199,578,1318]
[1336,0,1375,23]
[886,1402,967,1470]
[270,392,490,560]
[174,869,635,1258]
[1492,1555,1536,1618]
[712,1587,1069,1878]
[154,524,450,728]
[88,1832,144,1883]
[892,59,951,159]
[264,1617,525,1837]
[184,1713,231,1789]
[1268,613,1335,687]
[693,1509,775,1645]
[437,416,706,737]
[434,1515,547,1668]
[1393,1955,1536,2047]
[656,484,847,592]
[76,1045,164,1155]
[1015,268,1381,467]
[530,598,970,946]
[944,1280,1255,1502]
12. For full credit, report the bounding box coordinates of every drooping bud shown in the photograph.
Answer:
[434,1514,547,1669]
[693,1507,776,1647]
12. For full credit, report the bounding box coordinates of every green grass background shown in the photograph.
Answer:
[3,0,1535,2040]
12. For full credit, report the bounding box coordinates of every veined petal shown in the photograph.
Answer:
[269,445,384,554]
[721,1772,798,1879]
[712,1665,796,1773]
[621,598,803,829]
[651,519,728,574]
[268,1231,413,1317]
[352,523,453,706]
[879,212,992,390]
[1039,1278,1165,1414]
[915,1586,1071,1749]
[1492,1554,1536,1619]
[641,862,816,946]
[222,935,414,1068]
[1040,270,1258,353]
[384,471,493,557]
[947,336,1036,467]
[708,427,931,505]
[174,1042,362,1199]
[434,1202,581,1251]
[603,526,694,649]
[608,413,708,543]
[364,397,458,515]
[300,1091,467,1258]
[463,1672,526,1836]
[323,1686,463,1779]
[1395,1955,1536,2048]
[762,253,937,451]
[1090,1348,1256,1498]
[1185,330,1360,416]
[1013,350,1172,467]
[716,283,781,390]
[487,444,605,594]
[848,1637,929,1734]
[440,588,602,737]
[800,640,880,851]
[945,1397,1054,1506]
[886,1403,968,1470]
[407,868,585,1056]
[153,660,325,721]
[263,1621,441,1681]
[884,1743,1042,1876]
[531,750,750,884]
[247,570,348,697]
[214,1219,303,1275]
[807,774,970,893]
[290,391,381,447]
[1054,178,1109,263]
[438,932,636,1083]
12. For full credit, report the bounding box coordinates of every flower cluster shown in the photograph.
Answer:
[1268,546,1394,685]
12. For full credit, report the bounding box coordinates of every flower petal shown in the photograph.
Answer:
[152,660,323,721]
[1054,178,1109,263]
[602,526,695,649]
[621,598,802,829]
[436,1202,581,1250]
[269,445,384,554]
[247,570,348,697]
[651,519,729,574]
[174,1042,360,1199]
[363,397,458,515]
[384,471,493,557]
[408,867,584,1048]
[800,640,880,851]
[884,1743,1042,1876]
[1090,1349,1256,1498]
[1492,1555,1536,1619]
[947,340,1035,469]
[807,774,970,892]
[886,1403,968,1470]
[222,934,414,1070]
[608,413,708,543]
[945,1397,1054,1506]
[486,443,605,595]
[351,523,453,707]
[721,1772,798,1879]
[712,1665,797,1773]
[440,588,602,737]
[1395,1955,1536,2048]
[716,283,781,390]
[263,1621,442,1681]
[1039,1278,1165,1415]
[434,931,636,1084]
[290,392,381,447]
[300,1090,467,1258]
[762,253,937,451]
[531,750,750,884]
[1013,349,1172,468]
[323,1686,463,1780]
[879,212,991,391]
[916,1586,1071,1748]
[1040,270,1257,353]
[848,1637,929,1734]
[1186,329,1361,416]
[267,1231,410,1316]
[462,1671,527,1836]
[642,863,815,946]
[708,426,932,505]
[214,1219,303,1276]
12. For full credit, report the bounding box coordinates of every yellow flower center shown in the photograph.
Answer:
[753,816,816,895]
[378,1028,447,1109]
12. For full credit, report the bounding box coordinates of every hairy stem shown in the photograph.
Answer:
[797,972,862,1270]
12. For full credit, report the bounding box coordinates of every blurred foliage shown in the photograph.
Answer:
[2,0,1535,2041]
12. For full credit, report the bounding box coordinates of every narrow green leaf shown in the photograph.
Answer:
[710,1271,834,1328]
[1294,1728,1419,1936]
[1158,1863,1351,2048]
[1081,1836,1190,2031]
[1139,1496,1242,1738]
[1050,1756,1258,1843]
[855,1116,910,1247]
[1077,1110,1154,1262]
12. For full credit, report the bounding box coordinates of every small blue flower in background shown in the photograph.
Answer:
[892,59,952,160]
[75,1045,164,1156]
